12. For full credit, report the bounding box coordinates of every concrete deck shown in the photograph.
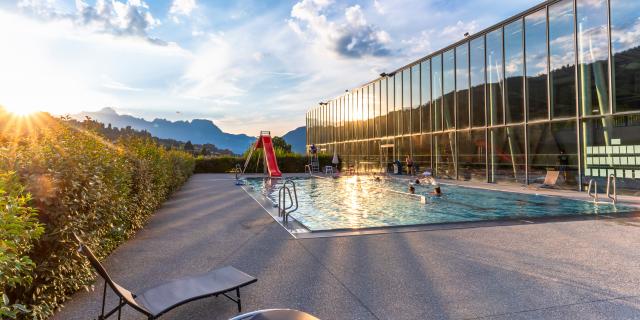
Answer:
[53,174,640,320]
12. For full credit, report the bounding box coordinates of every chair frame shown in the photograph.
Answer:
[74,235,255,320]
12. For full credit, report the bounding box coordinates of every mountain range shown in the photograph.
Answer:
[74,108,306,154]
[281,126,306,154]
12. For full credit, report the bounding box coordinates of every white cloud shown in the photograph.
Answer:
[289,0,392,58]
[18,0,164,44]
[440,20,479,41]
[373,0,385,14]
[169,0,197,23]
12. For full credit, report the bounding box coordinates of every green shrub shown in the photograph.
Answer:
[0,112,195,319]
[194,156,241,173]
[195,153,336,174]
[0,172,43,319]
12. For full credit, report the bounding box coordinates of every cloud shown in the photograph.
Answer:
[373,0,385,14]
[174,33,246,100]
[169,0,197,23]
[440,20,479,40]
[17,0,164,45]
[289,0,392,58]
[170,0,197,16]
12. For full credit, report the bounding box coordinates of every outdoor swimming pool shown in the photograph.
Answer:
[245,176,635,232]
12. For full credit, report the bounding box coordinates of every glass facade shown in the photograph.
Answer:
[306,0,640,194]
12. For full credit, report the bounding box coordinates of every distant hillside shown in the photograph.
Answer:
[282,126,306,154]
[74,108,255,154]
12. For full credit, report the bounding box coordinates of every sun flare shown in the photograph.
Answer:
[3,104,39,117]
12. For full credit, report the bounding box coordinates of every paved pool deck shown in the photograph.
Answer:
[53,173,640,320]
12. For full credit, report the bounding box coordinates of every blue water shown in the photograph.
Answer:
[245,176,635,231]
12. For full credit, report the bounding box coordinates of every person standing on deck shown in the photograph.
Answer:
[406,156,414,176]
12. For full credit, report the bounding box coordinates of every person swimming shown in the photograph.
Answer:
[431,182,442,196]
[374,176,381,182]
[408,183,416,194]
[415,179,421,184]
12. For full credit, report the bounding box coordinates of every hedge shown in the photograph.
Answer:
[0,111,195,319]
[195,154,337,174]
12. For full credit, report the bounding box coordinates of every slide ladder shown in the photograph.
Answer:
[243,131,282,178]
[310,153,320,173]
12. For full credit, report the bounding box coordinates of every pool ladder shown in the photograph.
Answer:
[278,179,298,225]
[234,164,245,185]
[587,174,617,204]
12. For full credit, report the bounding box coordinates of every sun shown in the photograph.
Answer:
[2,104,39,116]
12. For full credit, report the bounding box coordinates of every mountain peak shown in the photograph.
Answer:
[97,107,118,114]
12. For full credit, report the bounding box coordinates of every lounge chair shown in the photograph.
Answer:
[230,309,320,320]
[74,234,257,319]
[528,170,561,190]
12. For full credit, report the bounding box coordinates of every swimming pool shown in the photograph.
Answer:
[245,176,635,232]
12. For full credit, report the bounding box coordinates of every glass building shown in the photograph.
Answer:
[306,0,640,194]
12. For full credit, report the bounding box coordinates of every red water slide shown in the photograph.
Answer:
[255,134,282,177]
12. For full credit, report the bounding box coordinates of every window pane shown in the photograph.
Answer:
[549,0,576,118]
[490,125,526,184]
[411,65,421,133]
[403,69,411,134]
[388,75,396,136]
[381,79,388,137]
[611,1,640,113]
[504,19,524,123]
[487,28,504,126]
[470,37,486,127]
[346,94,351,141]
[421,60,431,133]
[336,99,340,142]
[354,92,358,140]
[582,115,640,195]
[578,0,610,116]
[331,102,334,143]
[525,9,548,121]
[343,97,347,141]
[443,49,455,130]
[458,129,487,182]
[413,134,431,171]
[456,43,470,129]
[374,82,380,138]
[370,84,375,138]
[434,132,456,178]
[362,88,368,139]
[395,74,403,135]
[528,121,578,188]
[432,54,443,131]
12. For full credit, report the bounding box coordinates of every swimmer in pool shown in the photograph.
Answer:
[415,179,421,184]
[375,176,381,182]
[408,183,416,194]
[431,183,442,196]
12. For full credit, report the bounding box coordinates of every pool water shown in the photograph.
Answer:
[245,176,635,232]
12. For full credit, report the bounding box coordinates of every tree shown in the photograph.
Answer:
[184,140,194,151]
[199,146,209,156]
[272,136,292,153]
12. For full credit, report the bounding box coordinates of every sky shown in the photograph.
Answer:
[0,0,541,136]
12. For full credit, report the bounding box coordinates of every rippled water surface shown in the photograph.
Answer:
[245,176,634,231]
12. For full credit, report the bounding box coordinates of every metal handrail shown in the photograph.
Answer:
[606,174,617,204]
[277,179,298,225]
[587,179,598,203]
[234,164,242,180]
